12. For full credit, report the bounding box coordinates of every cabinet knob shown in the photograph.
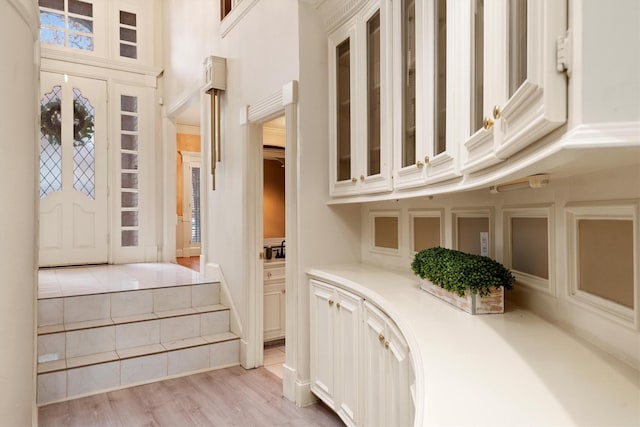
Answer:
[267,272,272,278]
[384,341,390,349]
[328,299,334,306]
[483,117,494,130]
[282,289,286,294]
[416,160,424,169]
[351,177,357,183]
[493,105,502,119]
[424,156,430,164]
[378,334,385,343]
[336,302,341,309]
[360,175,365,182]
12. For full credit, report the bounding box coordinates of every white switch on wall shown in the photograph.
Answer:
[480,232,489,257]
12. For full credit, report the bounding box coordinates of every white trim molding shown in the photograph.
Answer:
[220,0,260,37]
[503,204,556,296]
[369,210,402,256]
[565,200,639,329]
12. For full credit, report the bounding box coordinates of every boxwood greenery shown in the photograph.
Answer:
[411,247,515,297]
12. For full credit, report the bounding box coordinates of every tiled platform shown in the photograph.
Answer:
[38,263,209,299]
[36,263,240,405]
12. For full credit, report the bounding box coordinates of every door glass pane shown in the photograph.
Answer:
[402,0,416,167]
[40,86,63,198]
[336,38,351,182]
[191,166,201,244]
[471,0,484,133]
[367,10,381,177]
[72,88,95,199]
[508,0,527,97]
[434,0,447,155]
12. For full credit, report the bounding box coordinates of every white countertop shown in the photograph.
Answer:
[307,263,640,426]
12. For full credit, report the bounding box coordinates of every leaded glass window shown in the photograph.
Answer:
[72,88,96,199]
[40,86,63,198]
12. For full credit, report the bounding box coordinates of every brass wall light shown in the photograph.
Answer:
[203,56,227,190]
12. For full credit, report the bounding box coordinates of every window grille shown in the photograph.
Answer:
[120,95,139,247]
[39,0,94,51]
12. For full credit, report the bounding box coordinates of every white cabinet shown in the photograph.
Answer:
[460,0,567,174]
[310,280,362,426]
[329,0,393,197]
[310,279,415,427]
[363,301,413,427]
[326,0,568,198]
[264,262,285,342]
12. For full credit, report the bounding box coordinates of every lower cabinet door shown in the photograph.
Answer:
[363,302,387,426]
[264,283,285,341]
[309,281,336,407]
[335,288,362,426]
[385,320,411,427]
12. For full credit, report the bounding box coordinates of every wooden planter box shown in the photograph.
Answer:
[419,279,504,314]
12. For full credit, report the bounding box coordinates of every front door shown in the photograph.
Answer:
[39,72,108,266]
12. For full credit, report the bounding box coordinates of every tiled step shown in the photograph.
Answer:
[36,281,240,405]
[38,282,221,329]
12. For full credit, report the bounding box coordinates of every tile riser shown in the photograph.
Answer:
[37,339,241,405]
[38,283,221,328]
[37,311,230,361]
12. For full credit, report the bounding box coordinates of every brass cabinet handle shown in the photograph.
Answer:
[360,175,365,181]
[384,341,390,349]
[424,156,430,164]
[267,272,272,278]
[483,117,494,130]
[351,177,357,183]
[378,334,385,343]
[416,160,424,169]
[493,105,502,119]
[282,289,286,294]
[336,302,341,309]
[328,299,334,306]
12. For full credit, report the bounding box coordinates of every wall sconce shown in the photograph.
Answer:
[489,174,549,194]
[203,55,227,190]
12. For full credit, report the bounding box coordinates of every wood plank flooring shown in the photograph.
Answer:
[177,256,200,272]
[39,366,343,427]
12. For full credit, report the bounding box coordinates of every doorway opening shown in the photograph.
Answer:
[262,115,286,378]
[175,97,202,272]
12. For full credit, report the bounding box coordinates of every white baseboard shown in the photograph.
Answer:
[176,249,183,257]
[282,363,297,402]
[295,379,316,407]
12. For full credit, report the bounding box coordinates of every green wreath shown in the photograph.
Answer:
[40,99,95,146]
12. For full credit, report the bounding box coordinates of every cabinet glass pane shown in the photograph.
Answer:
[336,39,351,182]
[471,0,484,133]
[434,0,447,155]
[508,0,528,97]
[367,11,381,177]
[402,0,416,167]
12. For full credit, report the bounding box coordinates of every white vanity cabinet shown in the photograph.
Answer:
[328,0,393,198]
[264,261,286,341]
[460,0,567,174]
[310,279,362,426]
[310,278,415,427]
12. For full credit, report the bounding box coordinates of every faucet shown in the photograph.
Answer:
[276,240,285,258]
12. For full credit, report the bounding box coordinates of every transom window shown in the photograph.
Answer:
[39,0,94,51]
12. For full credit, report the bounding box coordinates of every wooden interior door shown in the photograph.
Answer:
[39,72,108,266]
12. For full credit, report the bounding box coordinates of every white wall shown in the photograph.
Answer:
[581,0,640,123]
[361,164,640,369]
[0,0,38,424]
[294,1,362,396]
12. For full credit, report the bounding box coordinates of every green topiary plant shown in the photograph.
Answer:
[411,247,515,297]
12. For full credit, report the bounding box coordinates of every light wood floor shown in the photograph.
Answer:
[39,366,343,427]
[177,256,200,272]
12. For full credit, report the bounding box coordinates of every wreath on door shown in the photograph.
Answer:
[40,99,95,147]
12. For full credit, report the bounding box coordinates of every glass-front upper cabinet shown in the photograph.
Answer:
[461,0,567,174]
[329,1,392,197]
[393,0,458,190]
